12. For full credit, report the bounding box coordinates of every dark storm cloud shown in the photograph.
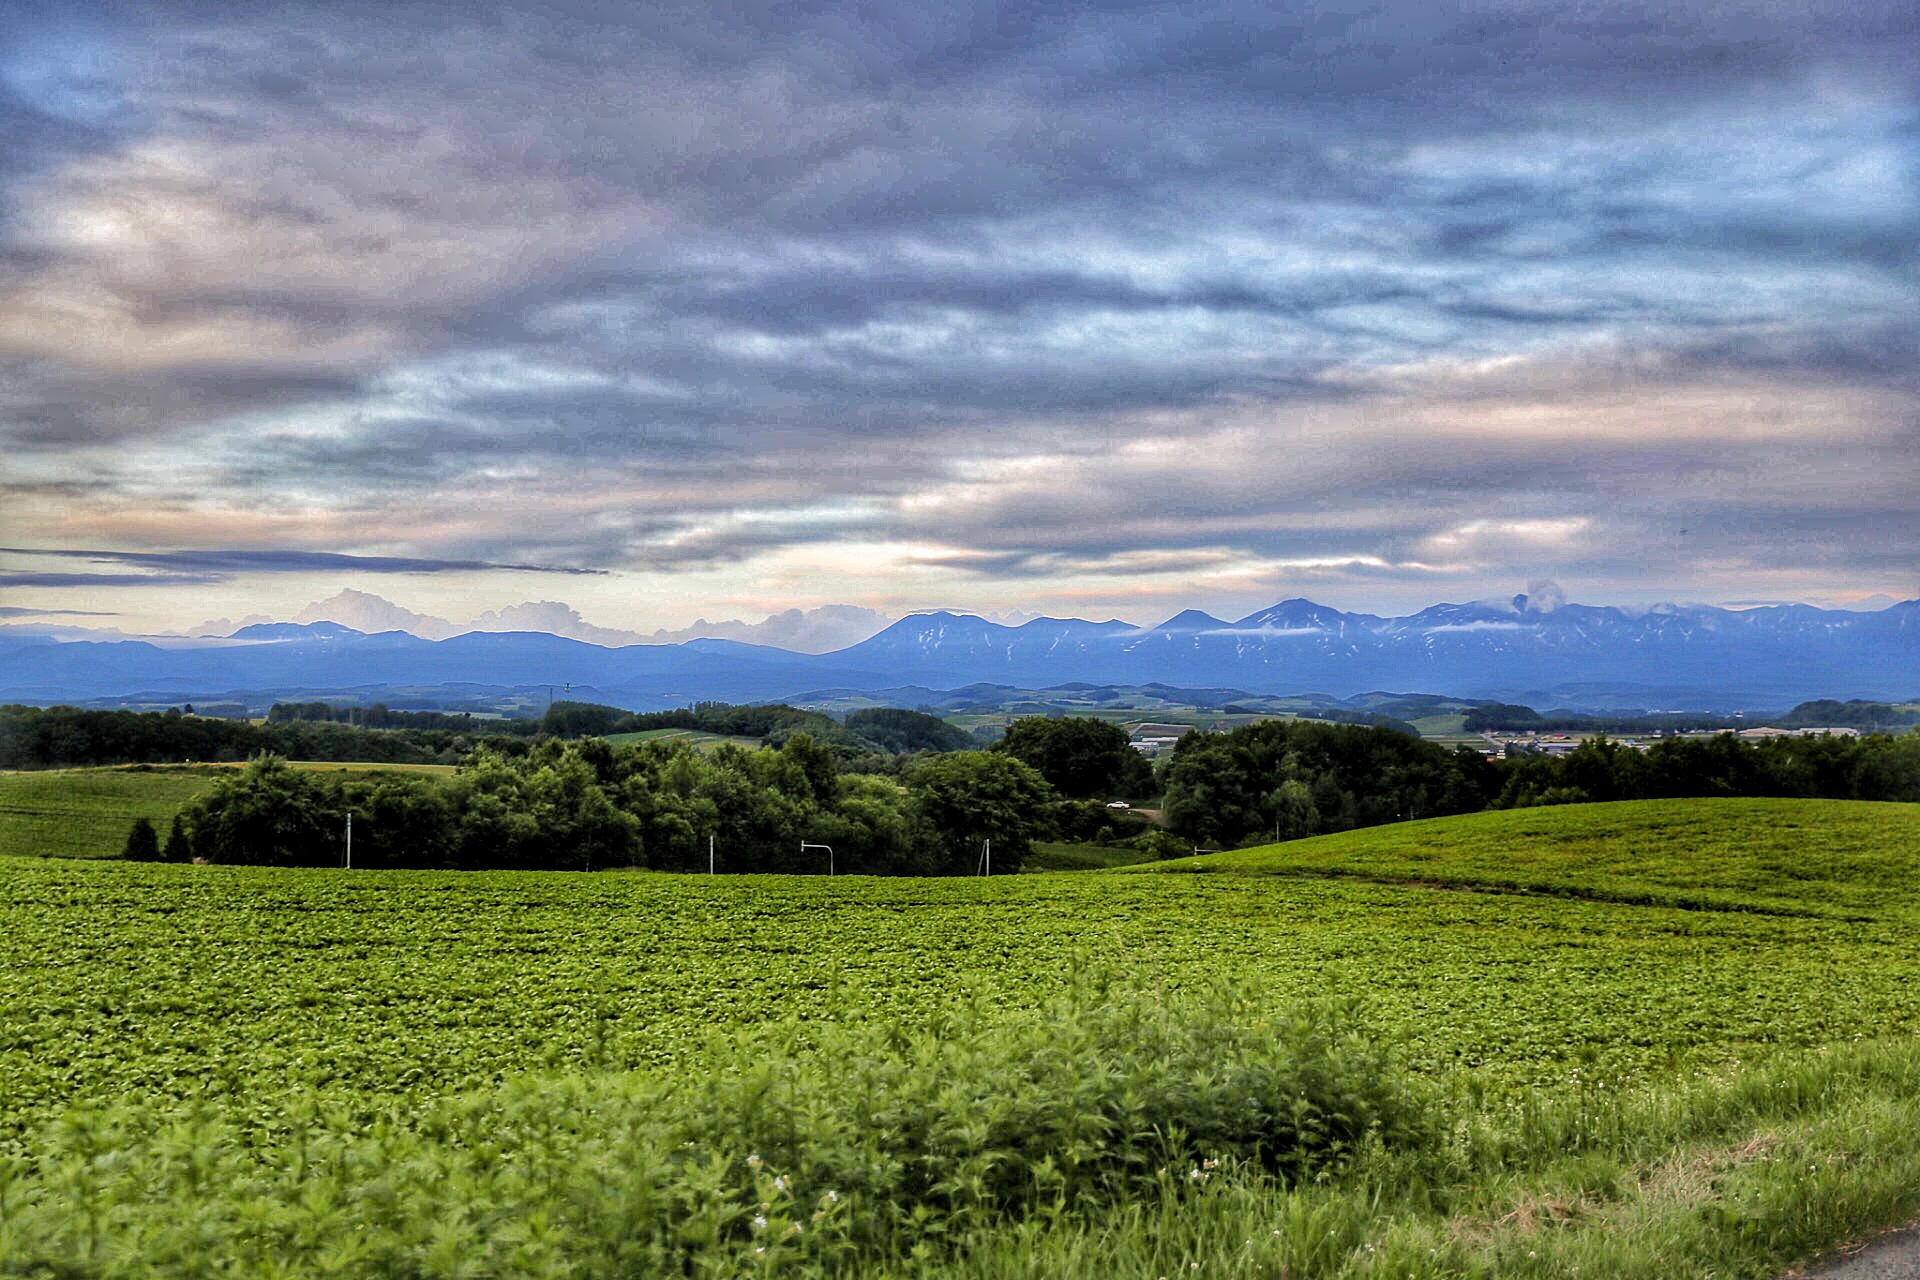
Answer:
[0,571,224,588]
[1,547,602,575]
[0,0,1915,608]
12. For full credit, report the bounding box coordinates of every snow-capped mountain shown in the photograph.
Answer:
[2,596,1916,711]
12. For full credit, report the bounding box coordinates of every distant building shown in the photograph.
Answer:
[1127,721,1202,757]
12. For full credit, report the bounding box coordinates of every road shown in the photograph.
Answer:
[1795,1223,1920,1280]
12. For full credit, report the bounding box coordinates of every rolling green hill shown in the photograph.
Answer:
[1136,796,1920,920]
[0,766,221,859]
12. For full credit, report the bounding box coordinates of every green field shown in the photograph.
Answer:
[0,766,220,859]
[4,797,1920,1276]
[1024,839,1158,870]
[600,727,763,750]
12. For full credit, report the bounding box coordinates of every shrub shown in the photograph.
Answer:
[0,980,1431,1276]
[121,818,159,862]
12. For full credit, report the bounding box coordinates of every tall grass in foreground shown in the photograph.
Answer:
[2,976,1918,1278]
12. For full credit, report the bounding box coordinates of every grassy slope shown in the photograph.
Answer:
[1140,796,1920,919]
[1024,840,1157,870]
[0,766,219,858]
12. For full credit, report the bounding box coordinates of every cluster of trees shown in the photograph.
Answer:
[121,814,193,863]
[0,701,983,773]
[76,702,1920,875]
[1461,698,1920,735]
[0,705,488,769]
[267,702,539,734]
[1159,720,1501,847]
[173,736,1074,874]
[1495,731,1920,808]
[545,700,975,759]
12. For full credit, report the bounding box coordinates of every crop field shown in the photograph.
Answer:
[5,797,1920,1131]
[4,797,1920,1277]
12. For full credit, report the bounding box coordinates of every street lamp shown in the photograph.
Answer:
[800,841,834,876]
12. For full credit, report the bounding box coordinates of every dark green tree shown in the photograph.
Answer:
[990,716,1151,798]
[183,754,340,866]
[844,708,971,754]
[907,751,1058,874]
[122,817,159,862]
[161,813,193,863]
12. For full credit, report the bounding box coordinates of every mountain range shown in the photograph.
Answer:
[2,592,1916,713]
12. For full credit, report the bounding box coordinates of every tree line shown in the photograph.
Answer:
[1154,719,1920,849]
[1493,730,1920,808]
[1461,698,1920,734]
[158,737,1079,874]
[3,702,978,773]
[0,704,474,769]
[75,703,1920,874]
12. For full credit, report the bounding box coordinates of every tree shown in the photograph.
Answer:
[1269,778,1319,841]
[907,751,1058,874]
[991,717,1151,799]
[844,708,971,755]
[161,814,193,863]
[183,754,340,866]
[122,817,159,862]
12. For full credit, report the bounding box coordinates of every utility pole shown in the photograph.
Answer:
[709,833,715,875]
[345,811,352,870]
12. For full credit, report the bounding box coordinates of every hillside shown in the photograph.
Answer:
[0,766,218,859]
[1137,797,1920,921]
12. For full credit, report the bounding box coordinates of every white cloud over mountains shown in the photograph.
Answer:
[226,589,893,652]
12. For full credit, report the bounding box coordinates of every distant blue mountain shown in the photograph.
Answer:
[2,596,1916,712]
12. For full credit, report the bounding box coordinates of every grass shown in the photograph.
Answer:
[1023,840,1157,870]
[3,796,1920,1275]
[600,727,763,749]
[0,766,220,859]
[1142,797,1920,919]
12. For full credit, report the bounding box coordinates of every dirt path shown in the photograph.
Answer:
[1792,1222,1920,1279]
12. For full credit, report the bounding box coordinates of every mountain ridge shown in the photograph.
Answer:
[4,595,1916,713]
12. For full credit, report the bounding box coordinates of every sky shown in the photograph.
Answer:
[1,0,1915,641]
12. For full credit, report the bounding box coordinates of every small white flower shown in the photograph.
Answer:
[752,1215,768,1232]
[772,1174,790,1193]
[824,1189,839,1204]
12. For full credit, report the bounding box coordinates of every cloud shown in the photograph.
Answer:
[0,1,1914,624]
[0,604,120,617]
[0,546,601,576]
